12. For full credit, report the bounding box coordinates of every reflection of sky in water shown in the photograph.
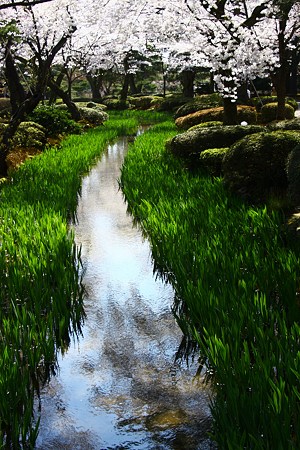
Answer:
[36,136,213,450]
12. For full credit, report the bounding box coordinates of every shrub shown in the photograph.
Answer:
[223,131,300,203]
[267,118,300,131]
[154,95,192,112]
[260,102,295,123]
[199,147,229,176]
[0,121,46,150]
[86,101,107,111]
[128,95,161,110]
[77,106,108,125]
[249,96,298,112]
[167,124,264,157]
[28,106,82,137]
[102,98,129,110]
[174,93,223,119]
[286,144,300,207]
[0,98,11,111]
[175,105,257,129]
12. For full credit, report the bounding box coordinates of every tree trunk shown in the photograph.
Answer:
[286,42,299,97]
[120,74,129,102]
[181,70,195,98]
[48,78,81,120]
[223,97,238,125]
[48,69,65,105]
[271,19,288,120]
[86,73,103,102]
[4,40,26,116]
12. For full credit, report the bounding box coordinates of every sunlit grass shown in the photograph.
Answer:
[120,120,300,449]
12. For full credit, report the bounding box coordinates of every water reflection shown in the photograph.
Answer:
[35,136,213,449]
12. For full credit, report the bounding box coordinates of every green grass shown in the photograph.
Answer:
[0,110,158,448]
[120,120,300,449]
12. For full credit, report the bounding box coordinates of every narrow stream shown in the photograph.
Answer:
[35,134,213,450]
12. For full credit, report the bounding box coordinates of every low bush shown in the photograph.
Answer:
[249,96,298,111]
[77,106,108,125]
[102,98,129,110]
[154,95,192,112]
[199,147,229,176]
[86,101,107,111]
[129,95,162,110]
[176,105,257,129]
[167,124,264,157]
[223,130,300,203]
[0,98,11,111]
[28,105,82,137]
[174,93,223,119]
[260,102,295,123]
[267,118,300,131]
[286,144,300,207]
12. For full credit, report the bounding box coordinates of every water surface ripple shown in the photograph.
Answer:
[35,135,213,449]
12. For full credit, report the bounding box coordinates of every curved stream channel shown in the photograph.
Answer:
[35,133,213,450]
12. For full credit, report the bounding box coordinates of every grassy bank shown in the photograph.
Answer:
[120,119,300,449]
[0,112,148,448]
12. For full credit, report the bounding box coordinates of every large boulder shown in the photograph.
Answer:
[223,131,300,203]
[175,105,257,129]
[167,125,264,157]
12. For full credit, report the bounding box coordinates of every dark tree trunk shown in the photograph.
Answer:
[120,74,129,102]
[4,39,26,115]
[48,78,81,120]
[181,70,195,98]
[128,73,138,95]
[86,73,103,102]
[48,69,65,105]
[271,19,288,120]
[223,97,238,125]
[237,83,250,103]
[286,42,299,97]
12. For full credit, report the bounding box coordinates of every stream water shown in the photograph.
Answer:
[35,134,213,450]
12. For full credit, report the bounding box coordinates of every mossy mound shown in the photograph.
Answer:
[174,93,223,119]
[199,147,229,177]
[223,131,300,203]
[86,101,107,111]
[175,105,257,129]
[267,118,300,131]
[0,121,47,150]
[260,102,294,123]
[167,124,264,157]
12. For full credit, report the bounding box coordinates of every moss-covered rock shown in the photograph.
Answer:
[188,121,223,131]
[260,102,294,123]
[286,144,300,206]
[223,131,300,203]
[167,124,264,157]
[174,93,223,119]
[267,118,300,131]
[175,105,257,129]
[199,147,229,176]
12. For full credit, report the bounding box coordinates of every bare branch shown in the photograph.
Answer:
[0,0,53,11]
